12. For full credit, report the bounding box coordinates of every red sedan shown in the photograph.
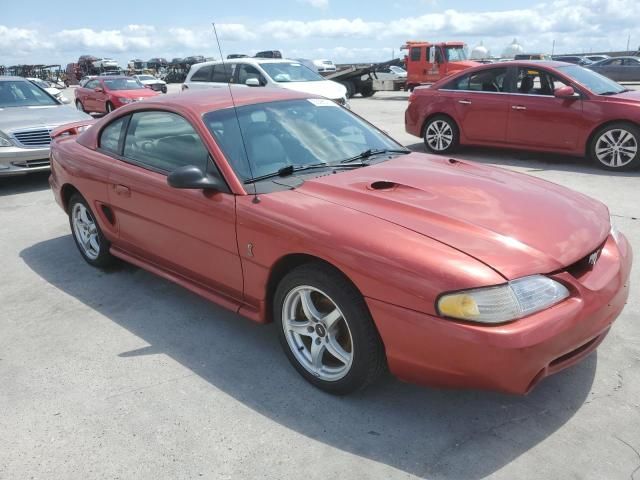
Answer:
[74,76,159,114]
[49,88,632,395]
[406,61,640,170]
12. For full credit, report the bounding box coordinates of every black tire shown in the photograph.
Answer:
[68,193,115,268]
[423,114,460,154]
[161,86,167,94]
[360,85,375,97]
[589,122,640,171]
[342,80,355,99]
[75,100,85,113]
[106,101,114,113]
[274,263,386,395]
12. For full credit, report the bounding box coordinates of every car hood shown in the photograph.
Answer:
[296,154,610,279]
[603,89,640,103]
[276,80,347,100]
[140,79,166,85]
[110,89,159,98]
[0,105,92,133]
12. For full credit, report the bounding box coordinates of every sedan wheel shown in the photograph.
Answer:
[423,115,459,154]
[591,124,640,170]
[275,263,385,395]
[68,194,115,268]
[282,286,353,381]
[106,102,114,113]
[75,100,85,112]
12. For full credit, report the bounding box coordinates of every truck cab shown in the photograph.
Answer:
[402,41,479,89]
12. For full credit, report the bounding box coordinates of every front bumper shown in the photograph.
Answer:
[0,146,50,176]
[367,232,633,394]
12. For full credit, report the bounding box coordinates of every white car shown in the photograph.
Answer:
[93,58,119,69]
[132,74,168,93]
[370,65,407,81]
[26,78,66,102]
[313,59,337,73]
[182,58,348,107]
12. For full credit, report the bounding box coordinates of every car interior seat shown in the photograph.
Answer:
[519,76,534,93]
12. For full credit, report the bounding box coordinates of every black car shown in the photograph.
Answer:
[552,55,592,66]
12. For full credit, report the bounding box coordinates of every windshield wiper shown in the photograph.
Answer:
[339,148,410,164]
[599,90,625,96]
[244,162,360,184]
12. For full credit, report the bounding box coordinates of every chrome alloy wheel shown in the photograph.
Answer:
[282,286,354,381]
[595,128,638,168]
[71,203,100,260]
[425,120,454,151]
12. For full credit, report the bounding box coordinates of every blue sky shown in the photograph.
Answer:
[2,0,639,66]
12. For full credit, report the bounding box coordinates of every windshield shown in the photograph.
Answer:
[203,98,402,180]
[137,75,155,81]
[446,47,467,62]
[557,65,626,95]
[0,80,58,107]
[259,62,325,83]
[103,78,144,90]
[30,78,50,89]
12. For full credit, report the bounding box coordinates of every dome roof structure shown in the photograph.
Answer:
[471,41,490,59]
[502,38,524,58]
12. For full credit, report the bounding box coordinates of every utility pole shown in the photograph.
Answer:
[551,39,555,56]
[627,33,631,52]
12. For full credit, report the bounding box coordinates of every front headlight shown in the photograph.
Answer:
[118,97,134,104]
[0,135,12,147]
[437,275,570,324]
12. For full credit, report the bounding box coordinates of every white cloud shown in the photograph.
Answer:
[300,0,329,8]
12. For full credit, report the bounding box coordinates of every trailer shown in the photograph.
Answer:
[322,58,406,98]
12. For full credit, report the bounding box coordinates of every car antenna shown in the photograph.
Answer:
[211,22,260,203]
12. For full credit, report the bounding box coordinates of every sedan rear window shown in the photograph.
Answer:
[103,78,144,90]
[190,65,213,82]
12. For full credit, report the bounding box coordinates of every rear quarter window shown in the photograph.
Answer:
[99,116,128,155]
[190,65,213,82]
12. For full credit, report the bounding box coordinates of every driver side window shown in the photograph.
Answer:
[516,68,569,96]
[122,111,210,174]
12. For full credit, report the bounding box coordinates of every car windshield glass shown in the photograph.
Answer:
[203,98,403,181]
[103,78,144,90]
[137,75,155,81]
[30,79,50,88]
[390,66,406,74]
[558,65,626,95]
[0,80,58,107]
[446,47,467,61]
[259,62,324,82]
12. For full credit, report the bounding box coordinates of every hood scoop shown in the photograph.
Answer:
[369,180,399,191]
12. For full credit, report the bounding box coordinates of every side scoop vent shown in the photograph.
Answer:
[369,181,398,191]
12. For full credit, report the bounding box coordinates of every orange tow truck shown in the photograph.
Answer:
[401,41,479,89]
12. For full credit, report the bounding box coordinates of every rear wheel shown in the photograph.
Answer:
[275,263,385,395]
[360,85,375,97]
[423,115,459,154]
[342,80,355,99]
[68,194,115,268]
[590,122,640,171]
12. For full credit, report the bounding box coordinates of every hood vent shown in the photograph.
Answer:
[369,180,398,191]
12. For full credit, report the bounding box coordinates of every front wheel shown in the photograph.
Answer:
[590,123,640,171]
[75,100,85,112]
[275,263,385,395]
[423,115,459,154]
[68,194,115,268]
[105,101,114,113]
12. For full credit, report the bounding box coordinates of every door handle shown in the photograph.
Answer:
[512,105,527,110]
[114,184,131,197]
[458,99,472,105]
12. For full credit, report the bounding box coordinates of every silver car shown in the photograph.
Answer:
[0,76,91,176]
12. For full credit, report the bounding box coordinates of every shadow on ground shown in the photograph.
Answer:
[0,172,51,197]
[21,236,597,479]
[406,143,640,178]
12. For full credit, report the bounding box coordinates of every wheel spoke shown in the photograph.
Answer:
[79,207,92,225]
[618,131,632,145]
[310,341,326,372]
[325,337,350,365]
[299,289,322,322]
[287,318,313,336]
[322,308,342,330]
[603,131,617,145]
[88,235,100,253]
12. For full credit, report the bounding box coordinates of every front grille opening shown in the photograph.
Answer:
[12,128,53,147]
[11,159,50,168]
[550,336,599,367]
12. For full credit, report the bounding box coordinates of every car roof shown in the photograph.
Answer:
[0,76,29,82]
[136,86,318,116]
[191,58,303,69]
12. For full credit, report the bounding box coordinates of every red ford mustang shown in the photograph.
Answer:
[74,76,159,114]
[406,61,640,171]
[49,88,632,395]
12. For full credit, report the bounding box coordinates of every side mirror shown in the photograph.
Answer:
[167,165,224,191]
[245,78,261,87]
[554,85,577,98]
[94,87,104,93]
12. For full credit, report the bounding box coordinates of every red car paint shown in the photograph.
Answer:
[74,76,158,114]
[406,61,640,158]
[50,88,632,394]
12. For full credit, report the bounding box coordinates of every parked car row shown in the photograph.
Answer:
[1,60,635,397]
